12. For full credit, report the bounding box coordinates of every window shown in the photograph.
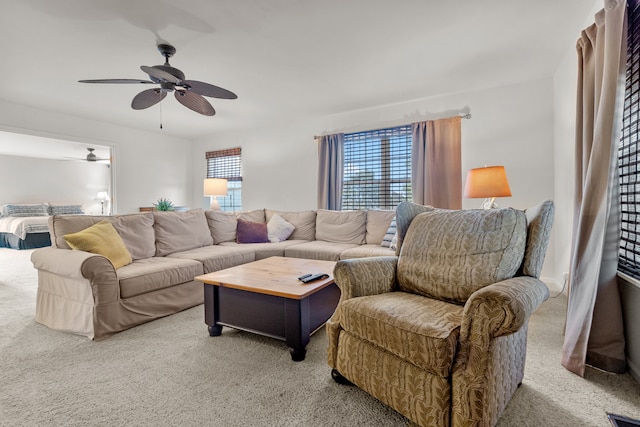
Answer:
[619,0,640,280]
[206,147,242,211]
[342,125,412,210]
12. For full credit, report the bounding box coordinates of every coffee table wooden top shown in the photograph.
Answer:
[195,256,337,300]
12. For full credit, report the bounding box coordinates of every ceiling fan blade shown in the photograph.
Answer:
[183,80,237,99]
[141,65,181,83]
[131,89,167,110]
[174,90,215,116]
[79,79,154,84]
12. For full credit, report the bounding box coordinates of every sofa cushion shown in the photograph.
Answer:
[167,245,255,274]
[284,240,359,261]
[398,208,527,303]
[153,209,213,257]
[339,244,397,260]
[315,210,366,244]
[117,257,203,299]
[267,214,295,242]
[220,240,310,260]
[107,213,156,260]
[265,209,316,241]
[340,292,463,377]
[236,218,269,243]
[206,209,266,244]
[50,213,156,260]
[64,220,132,269]
[366,210,396,245]
[206,210,237,244]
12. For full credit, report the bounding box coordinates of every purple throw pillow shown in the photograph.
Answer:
[236,218,269,243]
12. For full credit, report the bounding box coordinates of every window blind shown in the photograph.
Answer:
[619,0,640,279]
[206,147,242,181]
[342,125,412,210]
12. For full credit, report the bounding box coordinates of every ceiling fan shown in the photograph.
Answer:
[64,148,110,163]
[79,43,237,116]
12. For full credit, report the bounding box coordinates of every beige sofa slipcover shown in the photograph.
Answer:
[31,207,396,340]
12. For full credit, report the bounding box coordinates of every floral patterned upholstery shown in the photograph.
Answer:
[327,201,553,427]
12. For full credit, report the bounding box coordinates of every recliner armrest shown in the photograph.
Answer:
[459,276,550,343]
[333,256,398,300]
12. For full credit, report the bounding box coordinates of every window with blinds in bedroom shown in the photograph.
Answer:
[205,147,242,211]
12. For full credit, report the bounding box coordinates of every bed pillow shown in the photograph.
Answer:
[237,218,269,243]
[267,214,295,242]
[63,220,132,269]
[48,205,85,215]
[3,203,49,217]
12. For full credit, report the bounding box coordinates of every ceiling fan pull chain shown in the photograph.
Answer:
[159,102,163,130]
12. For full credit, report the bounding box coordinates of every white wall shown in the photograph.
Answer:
[0,154,110,215]
[191,78,557,279]
[0,100,193,214]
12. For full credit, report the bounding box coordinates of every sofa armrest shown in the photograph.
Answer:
[31,247,119,305]
[459,276,549,343]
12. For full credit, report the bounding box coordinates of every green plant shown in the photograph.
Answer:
[153,197,175,212]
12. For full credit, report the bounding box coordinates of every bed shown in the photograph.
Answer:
[0,203,84,250]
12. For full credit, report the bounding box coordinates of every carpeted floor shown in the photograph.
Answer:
[1,248,639,426]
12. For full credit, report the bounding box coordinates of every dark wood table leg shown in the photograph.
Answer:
[204,284,223,336]
[284,297,310,361]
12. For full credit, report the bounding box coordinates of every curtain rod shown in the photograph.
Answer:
[314,113,471,140]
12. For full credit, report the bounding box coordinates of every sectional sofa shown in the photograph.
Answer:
[30,208,396,340]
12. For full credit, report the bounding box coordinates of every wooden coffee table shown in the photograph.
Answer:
[195,256,340,361]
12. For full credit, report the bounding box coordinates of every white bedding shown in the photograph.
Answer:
[0,216,50,239]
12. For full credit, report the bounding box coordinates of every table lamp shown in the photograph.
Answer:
[204,178,228,210]
[96,191,110,215]
[464,166,512,209]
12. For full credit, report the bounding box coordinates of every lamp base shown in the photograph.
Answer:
[209,196,221,211]
[481,197,499,209]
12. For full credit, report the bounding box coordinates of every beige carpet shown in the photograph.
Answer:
[1,248,639,426]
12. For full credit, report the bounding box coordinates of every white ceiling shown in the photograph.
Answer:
[0,0,597,143]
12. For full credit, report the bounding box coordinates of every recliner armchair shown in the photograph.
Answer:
[327,201,554,427]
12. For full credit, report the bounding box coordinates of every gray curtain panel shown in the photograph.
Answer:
[411,117,462,209]
[562,0,627,377]
[317,133,344,210]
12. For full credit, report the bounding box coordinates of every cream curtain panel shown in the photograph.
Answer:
[411,117,462,209]
[562,0,627,377]
[317,133,344,210]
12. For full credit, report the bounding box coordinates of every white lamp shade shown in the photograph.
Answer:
[203,178,228,196]
[96,191,110,201]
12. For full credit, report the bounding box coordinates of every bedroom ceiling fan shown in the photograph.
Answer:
[64,148,110,164]
[79,43,237,116]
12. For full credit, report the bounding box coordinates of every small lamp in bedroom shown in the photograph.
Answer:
[203,178,228,211]
[464,165,512,209]
[96,191,110,215]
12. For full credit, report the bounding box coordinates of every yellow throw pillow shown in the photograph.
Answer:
[64,220,132,269]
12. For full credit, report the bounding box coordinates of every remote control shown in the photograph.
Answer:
[298,273,313,281]
[300,273,329,283]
